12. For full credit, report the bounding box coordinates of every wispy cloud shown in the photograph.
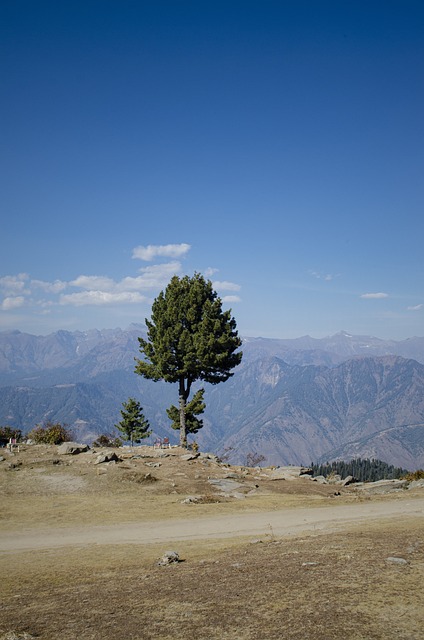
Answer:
[310,271,339,282]
[407,303,423,311]
[59,291,146,307]
[31,279,67,293]
[70,275,116,291]
[1,296,25,310]
[0,273,29,294]
[204,267,219,278]
[132,243,191,261]
[1,242,239,321]
[360,292,389,299]
[222,295,241,303]
[128,262,182,289]
[69,262,181,295]
[213,280,241,292]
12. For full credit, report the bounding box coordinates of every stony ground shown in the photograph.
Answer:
[1,444,423,639]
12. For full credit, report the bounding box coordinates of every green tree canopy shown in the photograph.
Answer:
[135,273,242,446]
[115,397,151,445]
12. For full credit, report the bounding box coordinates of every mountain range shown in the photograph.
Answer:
[0,327,423,469]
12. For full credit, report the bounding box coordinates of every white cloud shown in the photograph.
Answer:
[222,295,241,303]
[70,275,116,291]
[59,291,146,307]
[132,243,191,261]
[1,296,25,310]
[213,280,241,292]
[59,262,182,307]
[0,273,29,294]
[360,292,389,299]
[31,279,67,293]
[126,261,182,289]
[204,267,219,277]
[407,304,423,311]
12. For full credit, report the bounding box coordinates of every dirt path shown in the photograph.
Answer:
[2,496,423,553]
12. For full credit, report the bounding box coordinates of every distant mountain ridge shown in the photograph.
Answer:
[202,354,424,470]
[0,327,423,469]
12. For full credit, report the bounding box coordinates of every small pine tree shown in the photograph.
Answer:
[115,398,151,446]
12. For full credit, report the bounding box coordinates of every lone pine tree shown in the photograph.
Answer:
[115,397,151,446]
[135,273,242,446]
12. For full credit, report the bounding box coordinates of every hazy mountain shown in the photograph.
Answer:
[199,355,424,469]
[0,327,423,469]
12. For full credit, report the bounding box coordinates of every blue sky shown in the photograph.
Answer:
[1,1,423,340]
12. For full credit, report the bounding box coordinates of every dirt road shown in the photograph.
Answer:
[2,496,423,553]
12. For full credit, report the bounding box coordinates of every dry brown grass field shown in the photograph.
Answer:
[1,444,423,639]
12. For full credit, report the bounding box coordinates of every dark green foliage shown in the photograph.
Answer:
[28,421,72,445]
[92,434,122,448]
[115,397,151,444]
[167,388,206,435]
[0,426,22,444]
[135,273,242,446]
[311,458,409,482]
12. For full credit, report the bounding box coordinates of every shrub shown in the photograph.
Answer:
[402,469,424,482]
[92,434,122,448]
[28,421,72,445]
[245,452,266,467]
[0,426,22,443]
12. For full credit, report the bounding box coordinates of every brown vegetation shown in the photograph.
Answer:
[1,444,423,639]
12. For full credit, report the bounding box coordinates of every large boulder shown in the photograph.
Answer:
[94,451,121,464]
[57,442,89,455]
[269,466,312,480]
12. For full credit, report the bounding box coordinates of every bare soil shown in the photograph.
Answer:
[1,444,423,639]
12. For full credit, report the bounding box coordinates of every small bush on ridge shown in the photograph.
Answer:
[402,469,424,481]
[92,434,122,448]
[0,426,23,442]
[28,421,72,445]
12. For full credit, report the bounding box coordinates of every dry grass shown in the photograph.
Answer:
[1,445,423,639]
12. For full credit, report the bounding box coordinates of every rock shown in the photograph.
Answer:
[327,474,342,484]
[158,550,180,566]
[312,475,328,484]
[269,466,312,480]
[145,461,161,468]
[0,456,5,462]
[386,557,409,566]
[199,452,219,462]
[94,451,121,464]
[408,479,424,489]
[180,452,199,461]
[355,479,409,494]
[181,495,202,504]
[208,478,243,492]
[57,442,89,455]
[340,475,356,486]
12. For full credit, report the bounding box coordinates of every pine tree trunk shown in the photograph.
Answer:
[179,380,187,448]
